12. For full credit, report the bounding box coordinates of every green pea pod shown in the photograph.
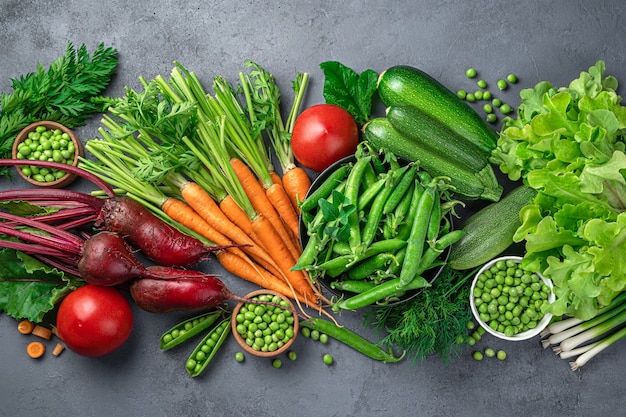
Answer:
[346,252,399,280]
[160,309,225,350]
[382,165,416,215]
[299,317,405,363]
[330,279,377,293]
[334,275,430,311]
[357,177,386,209]
[300,164,350,213]
[185,317,232,377]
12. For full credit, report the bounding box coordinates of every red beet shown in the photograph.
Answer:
[129,267,241,313]
[95,196,236,267]
[77,231,165,286]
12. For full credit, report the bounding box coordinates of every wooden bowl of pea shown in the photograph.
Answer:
[12,121,84,188]
[231,289,299,358]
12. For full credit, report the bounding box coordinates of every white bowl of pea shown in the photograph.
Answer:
[469,255,555,341]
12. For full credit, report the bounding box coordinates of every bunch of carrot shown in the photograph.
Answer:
[80,61,325,309]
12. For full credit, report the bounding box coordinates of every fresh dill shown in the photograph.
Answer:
[365,265,478,365]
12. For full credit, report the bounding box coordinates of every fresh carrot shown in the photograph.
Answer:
[177,182,278,269]
[251,213,319,305]
[282,166,312,215]
[17,320,35,335]
[230,157,301,259]
[266,181,300,240]
[27,341,46,359]
[216,250,311,306]
[270,171,283,186]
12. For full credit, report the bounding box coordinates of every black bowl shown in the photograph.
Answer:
[298,154,452,306]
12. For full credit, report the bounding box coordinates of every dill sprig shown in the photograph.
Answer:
[0,41,118,175]
[366,265,478,365]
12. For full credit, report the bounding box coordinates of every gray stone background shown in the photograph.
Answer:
[1,1,625,416]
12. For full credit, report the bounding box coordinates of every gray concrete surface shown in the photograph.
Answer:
[1,1,626,416]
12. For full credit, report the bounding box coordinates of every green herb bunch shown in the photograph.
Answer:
[366,265,476,365]
[0,41,118,176]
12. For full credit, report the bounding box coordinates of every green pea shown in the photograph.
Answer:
[466,93,476,102]
[492,98,502,107]
[507,73,518,83]
[497,350,507,360]
[483,90,492,100]
[484,347,496,358]
[500,103,512,114]
[457,89,467,99]
[287,351,297,361]
[235,352,245,362]
[477,79,487,88]
[465,67,477,78]
[497,79,508,90]
[272,358,282,369]
[486,113,497,123]
[474,90,483,100]
[483,104,493,113]
[472,351,484,361]
[319,333,329,344]
[323,354,334,365]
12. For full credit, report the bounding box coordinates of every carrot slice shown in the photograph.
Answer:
[32,325,52,340]
[17,319,35,335]
[52,343,65,357]
[27,341,46,358]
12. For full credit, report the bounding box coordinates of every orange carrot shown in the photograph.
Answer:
[266,182,300,240]
[17,319,35,335]
[27,341,46,358]
[52,343,65,357]
[230,158,301,260]
[161,197,250,262]
[269,171,283,186]
[251,213,319,305]
[282,166,312,215]
[176,183,277,269]
[32,325,52,340]
[216,250,312,307]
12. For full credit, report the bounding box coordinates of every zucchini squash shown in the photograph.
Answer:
[362,117,502,202]
[377,65,498,155]
[386,103,497,176]
[448,184,537,270]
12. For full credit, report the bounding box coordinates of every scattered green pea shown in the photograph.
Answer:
[272,358,282,368]
[311,329,320,341]
[486,113,497,123]
[482,90,492,100]
[497,79,508,90]
[483,104,493,113]
[484,347,496,358]
[473,351,484,361]
[477,79,487,89]
[507,73,518,83]
[235,351,245,362]
[457,89,467,99]
[465,93,476,103]
[319,333,329,344]
[474,90,483,100]
[500,103,512,114]
[287,351,297,361]
[465,67,477,78]
[466,321,476,330]
[492,98,502,107]
[323,353,334,365]
[497,350,507,360]
[301,327,311,338]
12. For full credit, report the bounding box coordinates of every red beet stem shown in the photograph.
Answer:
[0,189,105,211]
[0,159,115,197]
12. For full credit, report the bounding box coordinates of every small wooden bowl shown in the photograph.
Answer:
[12,121,84,188]
[231,289,299,358]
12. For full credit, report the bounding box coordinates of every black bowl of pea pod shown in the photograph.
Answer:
[296,146,460,311]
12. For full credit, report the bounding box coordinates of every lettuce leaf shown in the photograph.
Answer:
[492,60,626,319]
[0,248,83,322]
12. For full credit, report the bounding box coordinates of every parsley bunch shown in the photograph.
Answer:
[0,41,117,176]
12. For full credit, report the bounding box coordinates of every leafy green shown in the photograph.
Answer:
[491,60,626,319]
[0,248,83,322]
[366,266,475,365]
[319,61,378,125]
[0,41,117,176]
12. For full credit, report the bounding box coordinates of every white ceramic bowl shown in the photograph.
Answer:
[469,255,555,341]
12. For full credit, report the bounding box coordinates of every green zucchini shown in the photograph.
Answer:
[386,103,496,176]
[377,65,498,155]
[362,117,503,202]
[448,185,538,270]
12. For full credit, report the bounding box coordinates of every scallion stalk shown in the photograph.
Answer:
[569,325,626,370]
[559,308,626,352]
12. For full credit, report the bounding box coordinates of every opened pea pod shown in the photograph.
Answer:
[159,308,227,350]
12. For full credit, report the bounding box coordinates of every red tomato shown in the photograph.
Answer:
[56,285,133,357]
[291,104,359,172]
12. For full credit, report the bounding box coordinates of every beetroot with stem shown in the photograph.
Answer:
[95,196,243,266]
[130,266,291,314]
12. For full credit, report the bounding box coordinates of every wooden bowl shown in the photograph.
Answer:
[12,121,84,188]
[231,289,299,358]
